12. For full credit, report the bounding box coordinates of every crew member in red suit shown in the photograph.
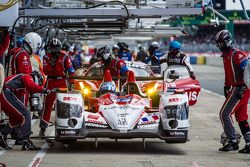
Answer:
[97,46,129,77]
[10,32,42,106]
[0,28,10,93]
[0,71,50,150]
[0,27,10,60]
[215,30,250,153]
[39,38,75,137]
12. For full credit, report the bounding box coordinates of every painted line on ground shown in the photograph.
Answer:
[28,131,53,167]
[28,143,49,167]
[201,88,224,98]
[191,161,201,167]
[0,119,37,156]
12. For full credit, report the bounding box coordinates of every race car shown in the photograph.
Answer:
[54,68,197,145]
[74,61,200,108]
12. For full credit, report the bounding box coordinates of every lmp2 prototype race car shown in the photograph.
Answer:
[54,64,201,146]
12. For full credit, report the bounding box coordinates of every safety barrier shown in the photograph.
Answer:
[187,53,222,66]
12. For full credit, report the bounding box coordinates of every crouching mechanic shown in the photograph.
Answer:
[0,71,50,150]
[215,30,250,153]
[97,46,129,77]
[160,40,196,79]
[39,38,75,137]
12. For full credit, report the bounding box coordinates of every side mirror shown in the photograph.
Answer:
[168,70,180,80]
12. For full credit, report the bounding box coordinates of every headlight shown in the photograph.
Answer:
[57,100,82,119]
[146,83,159,95]
[83,88,90,95]
[147,88,155,95]
[164,103,188,120]
[79,82,84,90]
[78,81,90,96]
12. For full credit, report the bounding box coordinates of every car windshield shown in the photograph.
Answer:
[86,66,153,77]
[164,65,190,80]
[129,67,151,77]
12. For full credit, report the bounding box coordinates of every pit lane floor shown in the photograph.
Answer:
[0,65,250,167]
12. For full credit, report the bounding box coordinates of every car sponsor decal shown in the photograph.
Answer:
[85,122,108,128]
[141,116,158,124]
[151,115,159,120]
[63,97,78,101]
[137,123,158,129]
[169,98,182,103]
[116,97,132,103]
[118,113,128,126]
[60,130,76,135]
[187,91,198,101]
[87,114,99,120]
[87,119,104,124]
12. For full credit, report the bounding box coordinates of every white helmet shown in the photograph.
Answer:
[151,41,159,47]
[24,32,42,55]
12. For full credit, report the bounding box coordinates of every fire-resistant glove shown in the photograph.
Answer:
[236,86,246,99]
[190,72,196,80]
[224,86,231,98]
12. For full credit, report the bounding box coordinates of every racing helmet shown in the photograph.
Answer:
[16,37,24,48]
[23,32,42,55]
[169,40,182,51]
[99,81,116,95]
[117,42,129,51]
[112,44,119,51]
[97,46,111,61]
[215,30,232,52]
[49,38,62,55]
[30,71,44,86]
[62,42,71,52]
[151,41,159,48]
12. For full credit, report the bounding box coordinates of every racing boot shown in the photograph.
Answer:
[238,144,250,154]
[15,138,24,145]
[22,140,41,151]
[0,134,12,150]
[39,128,46,137]
[219,141,239,152]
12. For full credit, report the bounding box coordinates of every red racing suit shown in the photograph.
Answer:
[103,58,129,76]
[220,48,250,142]
[40,51,75,129]
[10,47,33,106]
[0,74,45,140]
[0,32,10,58]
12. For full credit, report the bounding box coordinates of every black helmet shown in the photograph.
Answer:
[215,30,232,52]
[62,42,71,51]
[97,46,111,61]
[117,42,128,51]
[31,71,44,86]
[49,38,62,54]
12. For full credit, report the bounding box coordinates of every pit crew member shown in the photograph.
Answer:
[146,41,164,74]
[10,32,42,106]
[0,71,50,150]
[117,42,132,61]
[215,30,250,153]
[39,38,75,137]
[160,40,196,80]
[97,46,129,77]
